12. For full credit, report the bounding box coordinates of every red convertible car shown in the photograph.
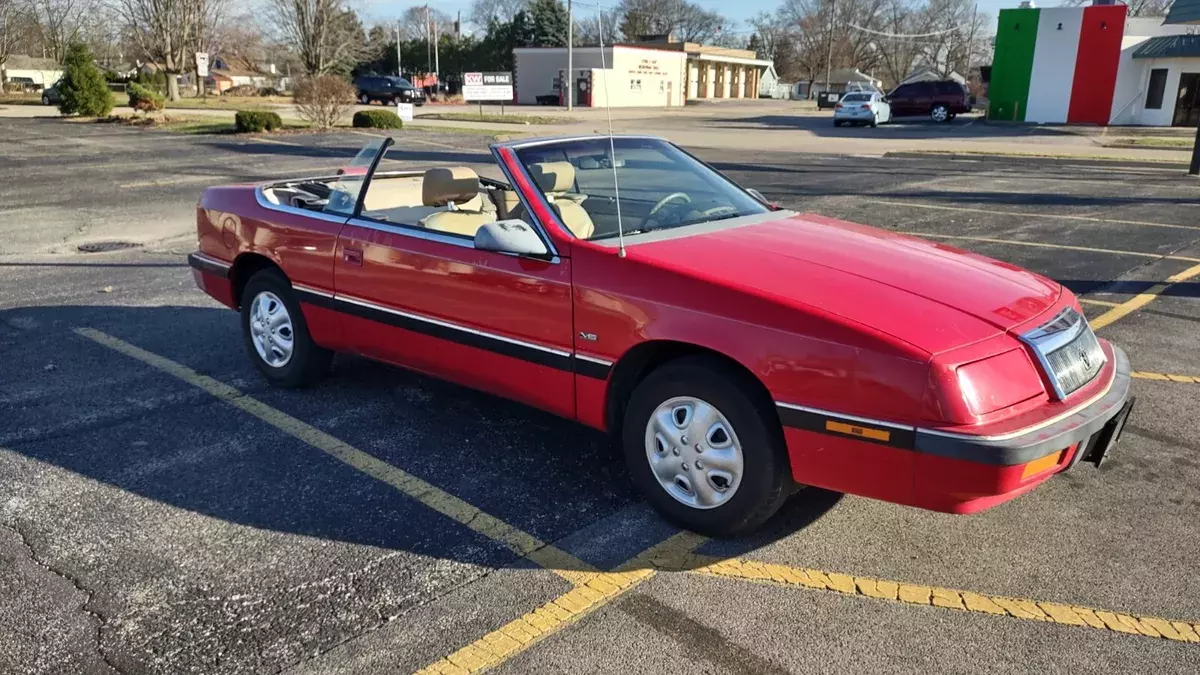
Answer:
[189,135,1133,536]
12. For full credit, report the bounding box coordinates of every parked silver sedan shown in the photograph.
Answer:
[832,92,892,128]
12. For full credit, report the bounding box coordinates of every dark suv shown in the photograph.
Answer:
[354,76,425,106]
[886,80,970,123]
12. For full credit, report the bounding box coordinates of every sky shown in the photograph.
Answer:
[362,0,1021,34]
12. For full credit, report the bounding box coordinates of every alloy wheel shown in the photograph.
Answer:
[249,291,294,368]
[931,105,949,123]
[644,396,744,509]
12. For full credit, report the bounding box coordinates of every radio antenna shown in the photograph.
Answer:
[596,9,626,257]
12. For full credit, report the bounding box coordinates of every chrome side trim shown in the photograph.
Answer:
[917,369,1116,443]
[775,401,915,432]
[191,251,232,270]
[291,283,334,298]
[254,186,353,225]
[573,353,615,367]
[335,293,573,358]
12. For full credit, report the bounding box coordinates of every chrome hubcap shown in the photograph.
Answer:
[645,396,744,509]
[249,291,294,368]
[932,107,948,122]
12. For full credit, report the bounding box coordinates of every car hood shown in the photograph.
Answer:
[628,212,1061,355]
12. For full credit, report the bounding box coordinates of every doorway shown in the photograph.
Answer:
[1174,73,1200,127]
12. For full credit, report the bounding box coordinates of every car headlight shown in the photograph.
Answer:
[955,348,1045,416]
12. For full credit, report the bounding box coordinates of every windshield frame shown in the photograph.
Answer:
[501,135,772,243]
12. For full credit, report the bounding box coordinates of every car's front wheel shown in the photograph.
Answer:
[931,104,950,123]
[41,95,50,105]
[622,356,792,536]
[240,268,332,388]
[359,93,370,104]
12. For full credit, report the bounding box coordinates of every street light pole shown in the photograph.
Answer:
[567,0,574,111]
[825,0,835,97]
[396,21,402,77]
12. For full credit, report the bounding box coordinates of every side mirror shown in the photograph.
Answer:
[474,220,550,258]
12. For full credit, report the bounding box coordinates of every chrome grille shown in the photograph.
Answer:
[1044,325,1104,396]
[1021,307,1106,399]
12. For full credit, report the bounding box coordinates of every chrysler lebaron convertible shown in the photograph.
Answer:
[189,135,1133,535]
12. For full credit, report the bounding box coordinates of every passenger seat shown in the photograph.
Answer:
[419,167,494,237]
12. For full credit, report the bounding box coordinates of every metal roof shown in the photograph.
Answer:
[1165,0,1200,24]
[1132,35,1200,59]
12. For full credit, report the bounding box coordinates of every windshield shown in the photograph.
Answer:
[513,137,768,241]
[323,137,389,216]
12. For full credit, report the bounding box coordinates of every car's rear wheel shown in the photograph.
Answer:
[41,95,50,105]
[359,93,370,104]
[931,104,950,123]
[622,356,791,536]
[240,268,332,388]
[870,112,878,128]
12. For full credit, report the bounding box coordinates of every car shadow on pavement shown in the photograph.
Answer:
[1,303,845,575]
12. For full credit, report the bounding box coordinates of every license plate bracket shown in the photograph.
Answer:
[1083,398,1135,467]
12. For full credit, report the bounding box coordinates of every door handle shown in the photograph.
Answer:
[343,248,363,266]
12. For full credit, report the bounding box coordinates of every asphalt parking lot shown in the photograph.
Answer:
[2,118,1200,674]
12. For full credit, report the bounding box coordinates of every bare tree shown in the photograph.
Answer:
[469,0,527,29]
[576,10,619,46]
[1062,0,1171,16]
[27,0,91,62]
[1,0,20,83]
[616,0,729,44]
[268,0,365,75]
[399,6,453,41]
[115,0,216,101]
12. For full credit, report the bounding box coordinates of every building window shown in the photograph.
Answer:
[1146,69,1168,110]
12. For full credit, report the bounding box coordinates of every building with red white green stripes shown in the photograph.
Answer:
[989,2,1200,127]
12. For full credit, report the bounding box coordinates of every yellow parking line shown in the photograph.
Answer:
[898,232,1200,263]
[871,199,1200,232]
[414,531,707,675]
[73,328,596,583]
[1079,298,1122,308]
[1131,371,1200,384]
[1090,263,1200,330]
[662,554,1200,643]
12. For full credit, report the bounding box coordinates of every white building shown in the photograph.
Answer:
[1111,23,1200,126]
[514,39,773,108]
[1,55,63,88]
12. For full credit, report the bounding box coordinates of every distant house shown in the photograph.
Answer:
[757,64,792,99]
[793,68,882,99]
[205,55,285,93]
[898,68,967,86]
[1,55,64,88]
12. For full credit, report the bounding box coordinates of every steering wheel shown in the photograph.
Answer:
[648,192,691,217]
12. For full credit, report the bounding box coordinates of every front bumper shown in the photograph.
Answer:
[915,345,1131,467]
[780,344,1132,515]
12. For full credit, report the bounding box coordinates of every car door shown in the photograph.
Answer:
[330,139,577,418]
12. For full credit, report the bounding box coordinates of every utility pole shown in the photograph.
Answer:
[434,19,440,78]
[567,0,573,110]
[396,20,403,77]
[425,5,432,75]
[824,0,835,98]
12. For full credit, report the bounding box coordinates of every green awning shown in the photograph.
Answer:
[1165,0,1200,24]
[1131,35,1200,59]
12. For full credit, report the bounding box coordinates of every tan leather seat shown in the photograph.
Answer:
[527,162,595,239]
[419,167,494,237]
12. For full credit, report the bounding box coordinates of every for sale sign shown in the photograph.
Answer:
[463,72,513,102]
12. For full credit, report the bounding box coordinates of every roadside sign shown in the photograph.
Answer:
[195,53,209,77]
[463,72,513,102]
[396,102,414,122]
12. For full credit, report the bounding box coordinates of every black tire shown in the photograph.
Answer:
[870,113,878,128]
[42,95,50,105]
[622,356,792,537]
[833,119,842,127]
[359,93,371,105]
[240,268,332,388]
[931,103,950,123]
